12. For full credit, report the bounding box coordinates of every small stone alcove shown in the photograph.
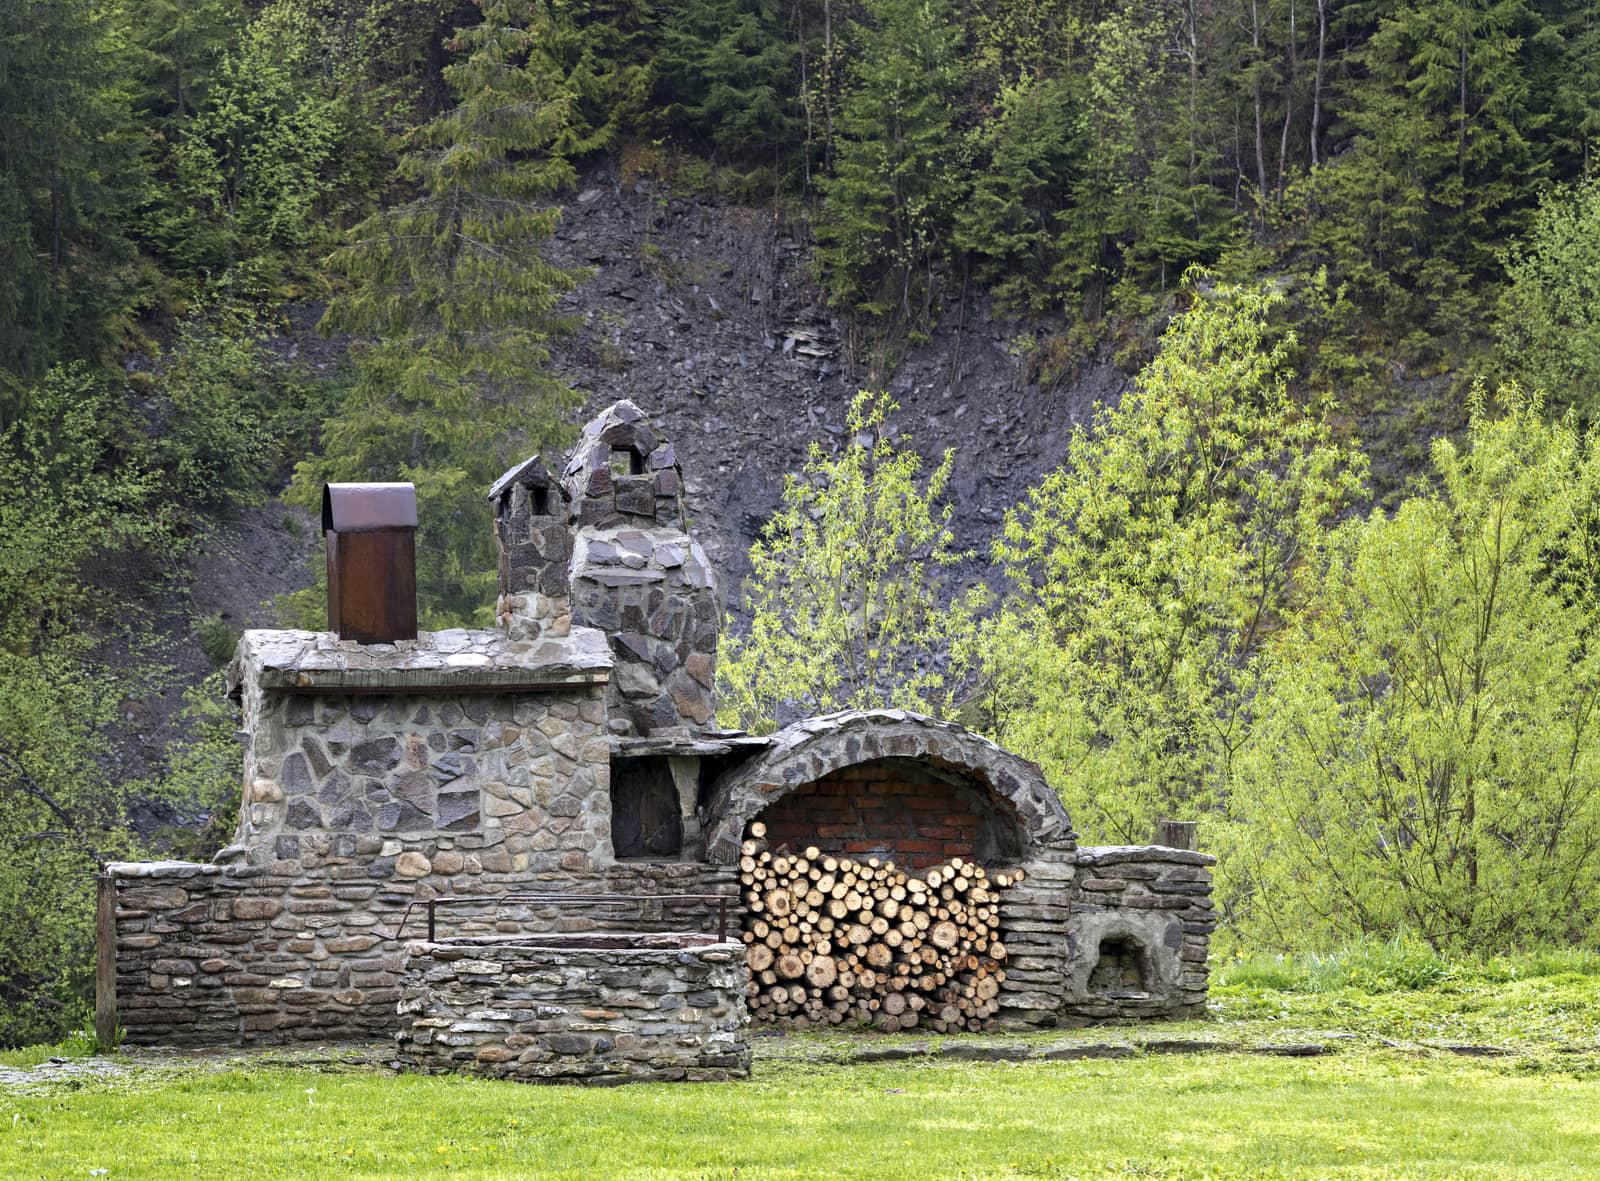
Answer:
[610,756,684,859]
[1088,936,1151,997]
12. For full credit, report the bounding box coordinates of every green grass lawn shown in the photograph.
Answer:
[4,1051,1598,1180]
[5,946,1599,1180]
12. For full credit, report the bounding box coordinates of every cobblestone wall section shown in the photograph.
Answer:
[990,850,1078,1028]
[395,936,750,1083]
[225,632,615,875]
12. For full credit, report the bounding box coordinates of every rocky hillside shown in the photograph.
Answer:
[545,160,1128,605]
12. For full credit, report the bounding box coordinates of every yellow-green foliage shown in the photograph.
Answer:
[967,275,1365,843]
[1226,386,1600,951]
[1498,176,1600,423]
[717,390,976,734]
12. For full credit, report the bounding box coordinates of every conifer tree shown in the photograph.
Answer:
[1300,0,1543,345]
[954,75,1084,313]
[125,0,242,130]
[656,0,797,162]
[0,0,144,379]
[537,0,655,159]
[291,0,587,625]
[1055,0,1179,314]
[812,0,966,326]
[1543,0,1600,177]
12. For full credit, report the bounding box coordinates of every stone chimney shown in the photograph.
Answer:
[488,455,573,642]
[561,401,719,736]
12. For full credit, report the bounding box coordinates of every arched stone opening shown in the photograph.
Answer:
[752,756,1027,869]
[1088,936,1150,996]
[702,710,1074,866]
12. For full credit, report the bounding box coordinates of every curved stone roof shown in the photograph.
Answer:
[701,709,1075,863]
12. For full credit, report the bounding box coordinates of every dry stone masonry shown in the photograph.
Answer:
[103,399,1214,1059]
[396,934,750,1083]
[560,401,720,737]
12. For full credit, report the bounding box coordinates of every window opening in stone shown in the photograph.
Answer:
[1088,937,1148,996]
[610,756,683,859]
[609,446,645,478]
[528,485,555,516]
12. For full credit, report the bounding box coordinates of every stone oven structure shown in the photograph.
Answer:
[100,400,1215,1050]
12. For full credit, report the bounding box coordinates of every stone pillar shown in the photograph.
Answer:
[560,400,720,736]
[668,756,704,859]
[570,529,719,735]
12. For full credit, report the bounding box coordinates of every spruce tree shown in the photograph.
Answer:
[537,0,655,159]
[656,0,797,163]
[0,0,143,379]
[292,0,587,625]
[953,75,1084,313]
[813,0,966,326]
[1303,0,1543,345]
[125,0,242,130]
[1543,0,1600,177]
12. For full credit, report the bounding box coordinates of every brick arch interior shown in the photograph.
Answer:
[702,713,1075,865]
[752,756,1027,870]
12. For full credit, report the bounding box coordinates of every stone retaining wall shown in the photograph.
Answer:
[395,935,749,1083]
[106,860,740,1047]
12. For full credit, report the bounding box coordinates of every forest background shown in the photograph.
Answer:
[3,0,1600,1046]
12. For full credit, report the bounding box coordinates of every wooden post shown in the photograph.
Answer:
[95,875,117,1049]
[1153,819,1198,851]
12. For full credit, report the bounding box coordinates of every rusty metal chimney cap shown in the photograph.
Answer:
[322,483,418,533]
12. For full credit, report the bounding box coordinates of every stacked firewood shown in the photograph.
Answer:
[738,822,1023,1032]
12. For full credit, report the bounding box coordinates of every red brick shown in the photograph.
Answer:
[894,839,942,854]
[843,840,889,853]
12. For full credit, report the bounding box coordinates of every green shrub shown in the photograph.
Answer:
[1301,936,1458,994]
[195,614,240,668]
